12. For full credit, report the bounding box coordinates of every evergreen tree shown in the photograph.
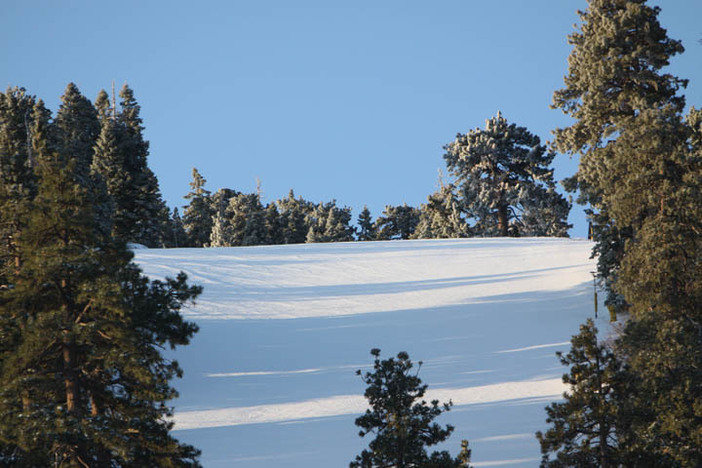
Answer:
[536,320,623,467]
[305,201,354,243]
[351,349,471,468]
[413,181,470,240]
[264,202,284,245]
[92,85,170,247]
[356,206,377,241]
[0,104,201,465]
[182,168,214,247]
[169,207,188,248]
[54,83,100,172]
[551,2,702,463]
[323,203,354,242]
[551,0,687,312]
[444,112,570,238]
[0,86,201,466]
[118,85,170,246]
[224,193,268,246]
[276,189,313,244]
[0,87,40,288]
[375,204,420,240]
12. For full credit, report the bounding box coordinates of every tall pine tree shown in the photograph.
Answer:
[551,1,701,463]
[0,85,202,466]
[444,112,570,238]
[182,168,214,247]
[352,349,472,468]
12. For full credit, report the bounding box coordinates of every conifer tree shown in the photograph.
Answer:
[182,168,214,247]
[305,201,354,243]
[536,320,623,467]
[356,206,376,241]
[552,0,687,312]
[224,193,268,246]
[551,2,702,463]
[0,87,201,466]
[444,112,570,238]
[276,189,313,244]
[264,202,284,245]
[92,85,170,247]
[169,207,188,248]
[413,181,470,240]
[323,203,354,242]
[351,349,471,468]
[375,204,420,240]
[0,87,40,287]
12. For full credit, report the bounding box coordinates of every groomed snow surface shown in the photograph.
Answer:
[134,238,609,467]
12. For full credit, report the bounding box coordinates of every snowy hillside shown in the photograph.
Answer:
[134,238,607,467]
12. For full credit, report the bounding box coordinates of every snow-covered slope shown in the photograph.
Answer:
[134,238,606,467]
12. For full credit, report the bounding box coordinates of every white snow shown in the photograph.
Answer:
[134,237,607,467]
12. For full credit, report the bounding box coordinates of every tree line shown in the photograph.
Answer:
[180,113,571,248]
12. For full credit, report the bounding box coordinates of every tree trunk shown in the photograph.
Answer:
[63,343,79,413]
[497,204,509,237]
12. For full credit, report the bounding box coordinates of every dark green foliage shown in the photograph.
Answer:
[276,189,314,244]
[375,204,420,240]
[550,1,702,465]
[92,84,170,247]
[444,112,570,238]
[168,207,188,248]
[0,88,41,287]
[54,83,101,172]
[264,202,284,245]
[615,312,702,466]
[182,168,214,247]
[536,320,622,467]
[0,85,201,466]
[551,0,688,311]
[222,193,268,246]
[356,206,377,241]
[351,349,471,468]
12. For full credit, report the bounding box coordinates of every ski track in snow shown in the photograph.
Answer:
[172,378,566,430]
[133,238,603,467]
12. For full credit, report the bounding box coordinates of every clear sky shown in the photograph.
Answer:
[3,1,701,238]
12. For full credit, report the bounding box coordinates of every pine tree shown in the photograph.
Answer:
[224,193,267,246]
[551,0,687,311]
[276,189,313,244]
[444,112,570,238]
[0,87,40,288]
[536,320,623,467]
[356,206,377,241]
[375,204,420,240]
[323,203,354,242]
[414,180,470,240]
[169,207,188,248]
[92,85,170,247]
[54,83,100,172]
[305,201,354,243]
[182,168,214,247]
[264,202,284,245]
[117,85,169,246]
[0,87,201,466]
[351,349,471,468]
[551,2,702,463]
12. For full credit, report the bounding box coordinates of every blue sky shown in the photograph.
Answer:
[3,1,701,238]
